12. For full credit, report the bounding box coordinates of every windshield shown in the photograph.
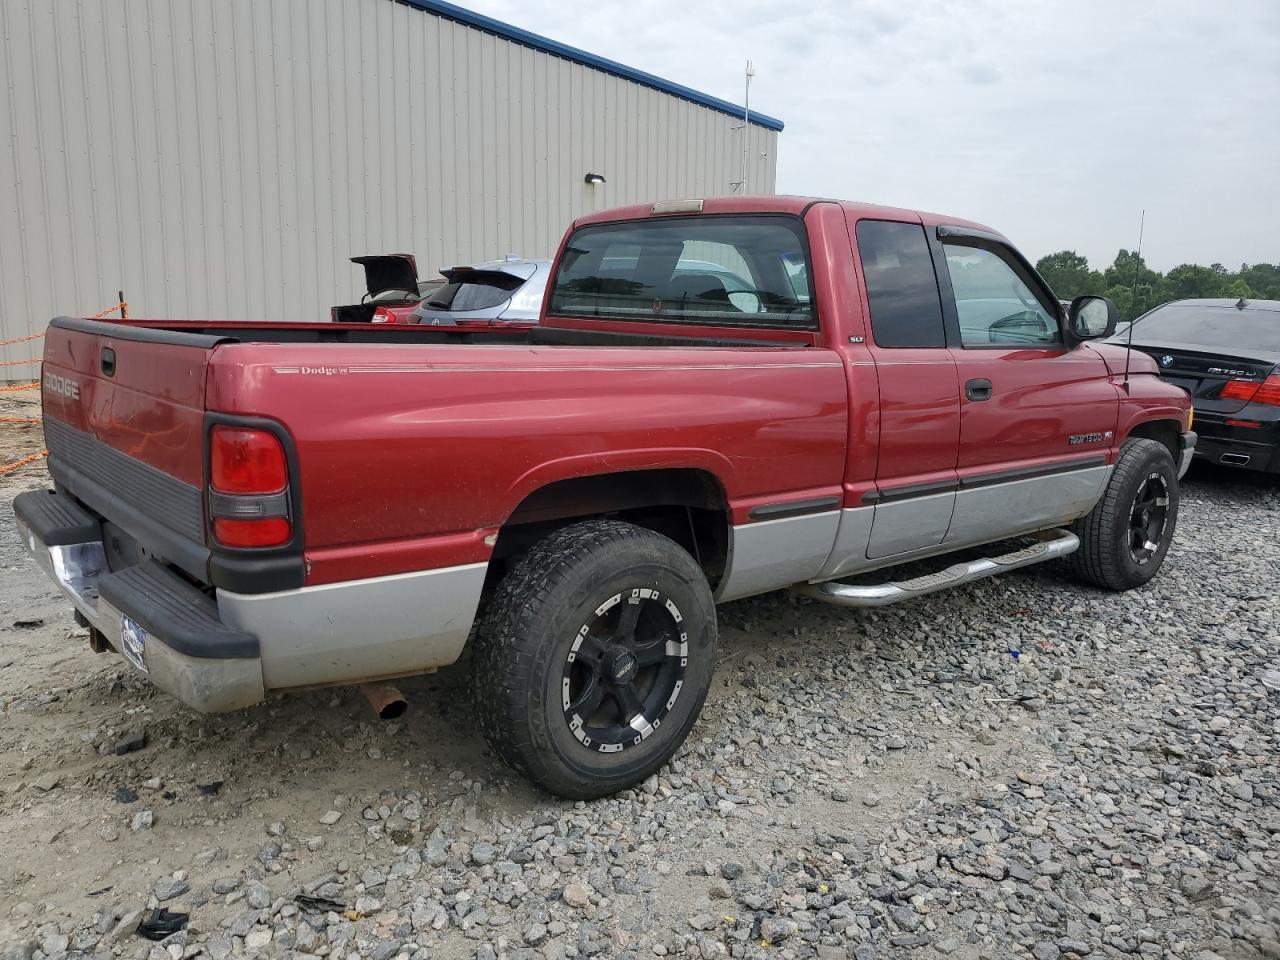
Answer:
[1131,303,1280,352]
[421,272,523,312]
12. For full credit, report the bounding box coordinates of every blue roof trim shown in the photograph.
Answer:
[391,0,785,132]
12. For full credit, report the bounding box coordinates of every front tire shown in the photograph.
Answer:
[472,519,717,799]
[1067,438,1179,590]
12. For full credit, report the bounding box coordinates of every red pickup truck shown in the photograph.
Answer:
[15,196,1195,799]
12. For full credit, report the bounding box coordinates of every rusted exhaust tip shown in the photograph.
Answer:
[360,683,407,720]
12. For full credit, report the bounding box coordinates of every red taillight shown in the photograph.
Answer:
[208,425,292,548]
[371,306,397,324]
[210,426,288,494]
[1220,379,1259,402]
[1256,375,1280,405]
[1220,374,1280,406]
[213,517,291,548]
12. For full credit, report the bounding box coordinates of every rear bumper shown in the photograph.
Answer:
[1189,416,1280,474]
[14,489,266,713]
[14,489,488,712]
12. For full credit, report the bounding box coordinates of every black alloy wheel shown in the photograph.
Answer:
[1127,471,1170,565]
[472,518,717,799]
[562,587,688,753]
[1066,437,1179,591]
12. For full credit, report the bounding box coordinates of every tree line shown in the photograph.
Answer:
[1034,251,1280,322]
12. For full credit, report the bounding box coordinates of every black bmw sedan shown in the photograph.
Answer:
[1113,298,1280,475]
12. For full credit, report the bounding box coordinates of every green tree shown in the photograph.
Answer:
[1031,249,1278,321]
[1103,250,1165,321]
[1035,251,1103,299]
[1239,263,1280,299]
[1165,263,1226,300]
[1225,278,1254,300]
[1105,283,1161,322]
[1102,249,1162,292]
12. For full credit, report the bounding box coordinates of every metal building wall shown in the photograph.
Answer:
[0,0,779,364]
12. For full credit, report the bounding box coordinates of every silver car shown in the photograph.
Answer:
[410,258,551,326]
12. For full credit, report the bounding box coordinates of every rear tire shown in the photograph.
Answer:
[1067,438,1179,590]
[472,518,717,799]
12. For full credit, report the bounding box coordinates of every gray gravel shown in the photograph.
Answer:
[1,464,1277,960]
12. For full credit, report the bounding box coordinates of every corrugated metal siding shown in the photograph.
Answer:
[0,0,778,366]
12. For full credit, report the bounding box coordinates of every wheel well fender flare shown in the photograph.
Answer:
[1118,416,1184,463]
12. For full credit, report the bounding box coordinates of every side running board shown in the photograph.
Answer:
[796,529,1080,608]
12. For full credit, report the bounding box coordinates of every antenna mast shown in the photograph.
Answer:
[733,61,754,194]
[1122,209,1145,393]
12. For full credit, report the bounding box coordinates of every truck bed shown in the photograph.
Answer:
[38,315,845,600]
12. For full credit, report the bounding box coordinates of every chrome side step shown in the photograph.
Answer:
[796,528,1080,608]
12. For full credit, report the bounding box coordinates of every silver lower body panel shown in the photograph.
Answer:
[217,563,488,689]
[720,464,1112,601]
[944,466,1108,546]
[715,511,840,602]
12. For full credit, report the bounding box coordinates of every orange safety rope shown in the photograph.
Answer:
[0,416,40,424]
[0,449,47,478]
[0,332,43,346]
[0,299,124,347]
[2,302,122,378]
[0,382,40,392]
[88,301,128,319]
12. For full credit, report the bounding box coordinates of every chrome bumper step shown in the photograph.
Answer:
[796,528,1080,608]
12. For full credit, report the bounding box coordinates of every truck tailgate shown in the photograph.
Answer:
[40,317,232,581]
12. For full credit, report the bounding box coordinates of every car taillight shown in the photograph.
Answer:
[1221,374,1280,406]
[371,306,396,323]
[1256,375,1280,405]
[211,426,288,494]
[208,425,292,548]
[213,517,292,547]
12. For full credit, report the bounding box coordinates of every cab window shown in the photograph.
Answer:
[855,220,946,348]
[942,244,1061,346]
[549,216,815,329]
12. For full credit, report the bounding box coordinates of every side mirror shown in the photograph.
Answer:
[1066,295,1117,344]
[728,290,763,313]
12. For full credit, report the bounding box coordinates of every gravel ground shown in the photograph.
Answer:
[1,457,1277,960]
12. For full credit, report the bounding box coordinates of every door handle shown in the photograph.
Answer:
[101,347,116,378]
[965,378,992,401]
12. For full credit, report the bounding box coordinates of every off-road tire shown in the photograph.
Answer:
[1067,438,1179,590]
[472,518,717,799]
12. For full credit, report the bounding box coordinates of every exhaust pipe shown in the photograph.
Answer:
[360,683,407,720]
[1220,453,1250,465]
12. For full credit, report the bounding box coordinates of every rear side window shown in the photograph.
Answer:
[420,272,523,313]
[855,220,946,348]
[548,216,815,329]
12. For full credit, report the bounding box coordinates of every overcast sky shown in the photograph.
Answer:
[464,0,1279,272]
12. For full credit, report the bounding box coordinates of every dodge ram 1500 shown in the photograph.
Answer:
[14,196,1195,798]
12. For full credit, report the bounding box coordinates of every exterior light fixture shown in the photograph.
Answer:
[584,173,606,185]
